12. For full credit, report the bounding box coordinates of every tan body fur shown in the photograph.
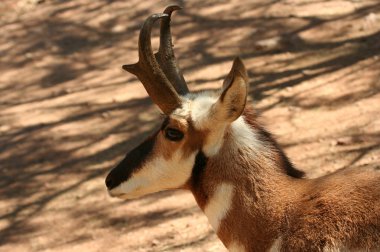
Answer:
[188,108,380,251]
[105,5,380,252]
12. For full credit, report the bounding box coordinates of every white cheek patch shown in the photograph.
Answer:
[269,237,282,252]
[204,183,234,232]
[228,241,246,252]
[112,150,197,198]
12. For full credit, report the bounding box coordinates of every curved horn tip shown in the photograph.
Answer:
[141,13,169,26]
[163,5,183,15]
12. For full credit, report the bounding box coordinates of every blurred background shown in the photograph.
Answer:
[0,0,379,251]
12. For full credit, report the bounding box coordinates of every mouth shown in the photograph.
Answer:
[106,178,154,200]
[107,190,123,198]
[107,188,129,198]
[107,188,142,200]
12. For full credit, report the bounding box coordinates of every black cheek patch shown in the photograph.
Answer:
[188,151,209,209]
[190,151,208,190]
[105,135,156,190]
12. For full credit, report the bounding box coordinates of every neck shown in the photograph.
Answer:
[188,108,305,251]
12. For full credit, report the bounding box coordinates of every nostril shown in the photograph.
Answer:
[105,176,115,189]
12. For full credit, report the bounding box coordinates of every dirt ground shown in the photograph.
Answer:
[0,0,379,251]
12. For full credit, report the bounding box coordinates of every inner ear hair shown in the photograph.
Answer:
[222,68,235,91]
[223,75,247,119]
[222,57,248,90]
[214,57,248,122]
[220,74,235,102]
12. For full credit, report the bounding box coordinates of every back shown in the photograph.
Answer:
[281,166,380,251]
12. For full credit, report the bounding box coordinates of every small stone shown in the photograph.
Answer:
[151,239,159,246]
[288,106,300,112]
[330,140,337,146]
[365,13,378,23]
[0,125,10,132]
[112,24,125,33]
[101,112,110,119]
[336,136,353,146]
[254,37,282,50]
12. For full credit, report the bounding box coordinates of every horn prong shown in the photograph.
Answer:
[122,64,140,75]
[122,13,182,115]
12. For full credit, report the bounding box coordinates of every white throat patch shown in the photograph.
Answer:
[204,183,234,232]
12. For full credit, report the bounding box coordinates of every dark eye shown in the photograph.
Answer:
[165,128,184,141]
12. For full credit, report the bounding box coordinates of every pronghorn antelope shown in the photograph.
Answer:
[105,5,380,252]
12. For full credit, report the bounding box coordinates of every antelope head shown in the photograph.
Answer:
[105,5,248,200]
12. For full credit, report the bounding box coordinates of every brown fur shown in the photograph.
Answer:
[154,115,206,160]
[112,8,380,249]
[107,90,380,251]
[108,83,380,251]
[188,107,380,251]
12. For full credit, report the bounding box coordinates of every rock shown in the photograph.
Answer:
[151,239,159,246]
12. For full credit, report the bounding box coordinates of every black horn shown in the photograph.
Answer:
[122,13,182,115]
[155,5,189,95]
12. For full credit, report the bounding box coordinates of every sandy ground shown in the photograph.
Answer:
[0,0,379,251]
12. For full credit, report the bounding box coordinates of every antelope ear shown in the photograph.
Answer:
[212,57,248,122]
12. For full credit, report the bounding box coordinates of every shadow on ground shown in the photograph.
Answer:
[0,0,379,251]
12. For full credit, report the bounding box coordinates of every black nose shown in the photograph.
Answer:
[105,174,117,190]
